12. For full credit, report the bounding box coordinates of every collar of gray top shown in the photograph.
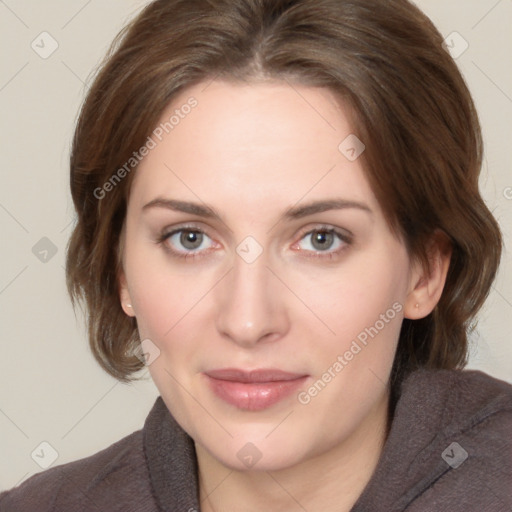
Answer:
[143,397,200,511]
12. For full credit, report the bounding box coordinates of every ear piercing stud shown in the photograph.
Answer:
[126,304,132,308]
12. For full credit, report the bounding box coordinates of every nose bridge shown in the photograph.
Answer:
[214,247,287,346]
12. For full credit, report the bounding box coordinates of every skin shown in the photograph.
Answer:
[119,80,451,512]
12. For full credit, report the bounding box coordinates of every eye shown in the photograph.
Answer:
[156,225,352,261]
[157,227,216,259]
[294,227,352,259]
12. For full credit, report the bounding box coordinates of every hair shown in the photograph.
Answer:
[66,0,502,408]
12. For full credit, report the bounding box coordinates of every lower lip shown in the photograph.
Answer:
[205,375,309,411]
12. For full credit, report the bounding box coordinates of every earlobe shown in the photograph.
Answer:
[404,231,452,320]
[118,270,136,317]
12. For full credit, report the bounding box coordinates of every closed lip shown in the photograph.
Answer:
[205,368,308,383]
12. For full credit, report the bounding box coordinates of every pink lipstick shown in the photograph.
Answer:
[204,368,309,411]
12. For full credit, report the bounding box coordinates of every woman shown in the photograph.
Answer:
[2,0,511,510]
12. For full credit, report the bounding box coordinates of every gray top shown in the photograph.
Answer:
[1,368,511,511]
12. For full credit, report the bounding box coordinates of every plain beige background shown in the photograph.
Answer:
[1,0,511,491]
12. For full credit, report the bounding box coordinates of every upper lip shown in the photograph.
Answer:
[205,368,307,383]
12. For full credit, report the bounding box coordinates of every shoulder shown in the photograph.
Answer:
[398,367,512,459]
[401,367,512,425]
[399,368,512,510]
[0,429,157,512]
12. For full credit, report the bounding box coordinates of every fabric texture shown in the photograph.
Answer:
[1,368,511,511]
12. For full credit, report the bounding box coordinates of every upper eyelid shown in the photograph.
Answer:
[161,222,350,236]
[162,223,215,240]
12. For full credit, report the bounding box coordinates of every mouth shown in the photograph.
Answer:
[204,368,309,411]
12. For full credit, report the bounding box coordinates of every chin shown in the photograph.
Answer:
[197,429,313,473]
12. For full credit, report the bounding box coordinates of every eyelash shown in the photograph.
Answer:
[155,224,353,261]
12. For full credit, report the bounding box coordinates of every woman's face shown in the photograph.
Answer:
[119,79,423,471]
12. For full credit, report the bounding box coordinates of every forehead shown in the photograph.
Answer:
[130,79,379,216]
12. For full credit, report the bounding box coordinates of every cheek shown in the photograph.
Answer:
[123,244,174,344]
[295,257,406,426]
[129,273,176,341]
[125,246,218,381]
[125,236,202,337]
[301,251,408,345]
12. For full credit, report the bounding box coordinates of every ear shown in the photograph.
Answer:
[118,269,136,317]
[117,223,136,318]
[404,230,452,320]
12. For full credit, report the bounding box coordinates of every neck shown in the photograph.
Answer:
[196,391,390,512]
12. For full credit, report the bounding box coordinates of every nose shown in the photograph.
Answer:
[214,250,289,348]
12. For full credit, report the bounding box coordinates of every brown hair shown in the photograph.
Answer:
[66,0,502,398]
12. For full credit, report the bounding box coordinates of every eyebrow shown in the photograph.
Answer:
[142,197,373,221]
